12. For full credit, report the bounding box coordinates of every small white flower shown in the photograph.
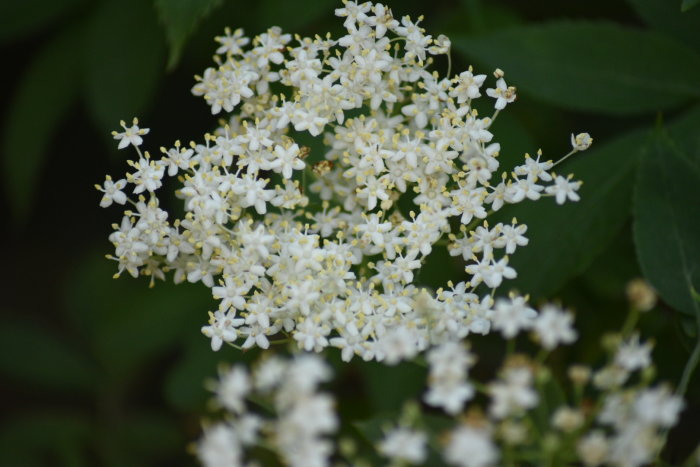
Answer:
[444,425,498,467]
[96,175,127,207]
[378,428,427,464]
[532,304,577,350]
[215,365,250,413]
[196,422,242,467]
[577,430,609,467]
[546,174,582,204]
[615,333,653,372]
[486,77,516,110]
[491,295,537,338]
[634,385,684,428]
[112,118,149,150]
[489,366,538,419]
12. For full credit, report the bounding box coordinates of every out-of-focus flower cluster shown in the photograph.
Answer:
[196,285,683,467]
[197,354,337,467]
[97,0,589,363]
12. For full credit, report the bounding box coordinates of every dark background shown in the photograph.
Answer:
[1,0,699,465]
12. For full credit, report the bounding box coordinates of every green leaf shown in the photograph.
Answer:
[356,360,426,412]
[633,132,700,315]
[164,335,225,411]
[257,0,336,31]
[83,0,165,137]
[453,21,700,115]
[64,252,213,378]
[2,28,81,221]
[490,128,646,299]
[154,0,223,69]
[682,0,700,11]
[0,317,94,393]
[0,412,90,467]
[0,0,84,43]
[627,0,700,52]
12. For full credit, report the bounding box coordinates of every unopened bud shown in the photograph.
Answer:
[626,278,657,312]
[571,133,593,151]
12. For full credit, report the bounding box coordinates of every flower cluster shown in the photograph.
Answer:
[98,1,591,364]
[96,1,690,466]
[197,354,337,466]
[196,284,682,467]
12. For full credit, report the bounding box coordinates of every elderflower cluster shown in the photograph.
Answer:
[196,291,682,467]
[197,354,337,467]
[98,1,591,363]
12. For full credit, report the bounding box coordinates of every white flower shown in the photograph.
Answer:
[270,143,305,179]
[112,118,149,149]
[491,295,537,339]
[444,425,498,467]
[197,423,242,467]
[634,386,684,428]
[486,77,516,110]
[424,341,475,414]
[215,27,249,56]
[378,428,427,464]
[215,365,250,413]
[615,333,653,372]
[201,310,242,351]
[577,431,609,467]
[532,304,577,349]
[96,176,127,207]
[546,174,582,204]
[551,406,584,433]
[489,367,538,419]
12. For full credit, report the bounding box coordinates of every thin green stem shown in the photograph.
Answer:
[620,305,640,338]
[446,50,452,78]
[677,331,700,396]
[552,149,578,168]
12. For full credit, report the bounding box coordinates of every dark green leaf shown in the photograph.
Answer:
[627,0,700,52]
[0,412,90,467]
[2,29,81,221]
[491,128,646,299]
[118,412,183,459]
[154,0,223,69]
[164,335,223,411]
[64,252,213,378]
[83,0,165,137]
[257,0,336,31]
[0,0,83,43]
[453,21,700,115]
[0,317,93,393]
[633,132,700,315]
[356,360,426,412]
[682,0,700,12]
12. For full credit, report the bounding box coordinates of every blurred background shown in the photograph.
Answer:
[1,0,699,465]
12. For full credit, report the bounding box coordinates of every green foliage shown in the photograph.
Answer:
[154,0,224,69]
[633,131,700,315]
[627,0,700,51]
[65,252,213,378]
[453,21,700,115]
[682,0,700,12]
[83,0,166,137]
[0,412,91,467]
[0,318,93,393]
[0,0,84,43]
[256,0,336,31]
[1,29,81,221]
